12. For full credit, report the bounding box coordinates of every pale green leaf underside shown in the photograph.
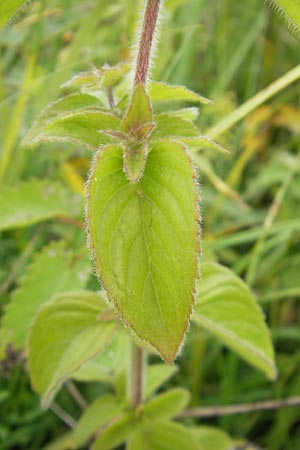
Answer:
[268,0,300,36]
[193,262,276,379]
[145,364,178,399]
[0,0,29,27]
[0,241,90,355]
[0,179,79,231]
[87,142,200,362]
[128,421,201,450]
[73,394,124,447]
[149,82,212,105]
[29,291,115,408]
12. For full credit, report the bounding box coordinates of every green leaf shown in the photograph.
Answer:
[0,179,80,231]
[73,394,124,447]
[22,105,120,150]
[145,364,178,399]
[149,81,211,105]
[267,0,300,37]
[101,63,131,89]
[28,291,116,408]
[178,137,229,155]
[0,241,90,354]
[143,388,190,420]
[121,84,154,140]
[193,262,277,379]
[86,141,200,363]
[0,0,29,28]
[72,330,130,383]
[41,432,74,450]
[91,411,137,450]
[128,421,201,450]
[151,114,199,139]
[191,426,234,450]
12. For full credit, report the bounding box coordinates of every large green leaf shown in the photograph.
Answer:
[86,141,200,362]
[73,394,124,447]
[0,0,29,27]
[128,421,201,450]
[28,291,116,408]
[267,0,300,36]
[0,179,80,231]
[193,262,276,379]
[0,241,90,355]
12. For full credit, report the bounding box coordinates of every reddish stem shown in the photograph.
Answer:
[134,0,161,86]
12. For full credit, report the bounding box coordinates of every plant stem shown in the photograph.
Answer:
[128,343,145,408]
[176,396,300,419]
[134,0,161,86]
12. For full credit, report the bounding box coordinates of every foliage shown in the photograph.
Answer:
[0,0,299,449]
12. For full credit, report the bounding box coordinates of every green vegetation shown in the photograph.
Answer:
[0,1,300,449]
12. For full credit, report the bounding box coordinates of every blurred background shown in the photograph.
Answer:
[0,0,299,449]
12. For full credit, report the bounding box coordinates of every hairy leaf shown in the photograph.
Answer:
[22,106,120,150]
[128,421,201,450]
[267,0,300,37]
[143,388,190,420]
[0,241,90,355]
[151,114,199,139]
[0,179,79,231]
[193,262,276,379]
[179,137,229,155]
[73,394,124,447]
[0,0,29,27]
[86,141,200,362]
[149,81,211,104]
[29,291,116,408]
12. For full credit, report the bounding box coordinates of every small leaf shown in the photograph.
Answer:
[193,262,277,379]
[145,364,178,399]
[22,108,120,150]
[91,411,137,450]
[267,0,300,37]
[0,241,90,354]
[28,291,116,408]
[191,426,234,450]
[179,137,229,155]
[73,394,124,447]
[123,142,148,183]
[143,388,190,420]
[0,179,79,231]
[101,63,131,89]
[128,421,201,450]
[0,0,29,27]
[151,114,199,139]
[86,141,200,363]
[121,84,153,140]
[149,81,211,105]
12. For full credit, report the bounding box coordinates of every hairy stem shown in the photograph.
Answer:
[134,0,161,86]
[128,343,145,408]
